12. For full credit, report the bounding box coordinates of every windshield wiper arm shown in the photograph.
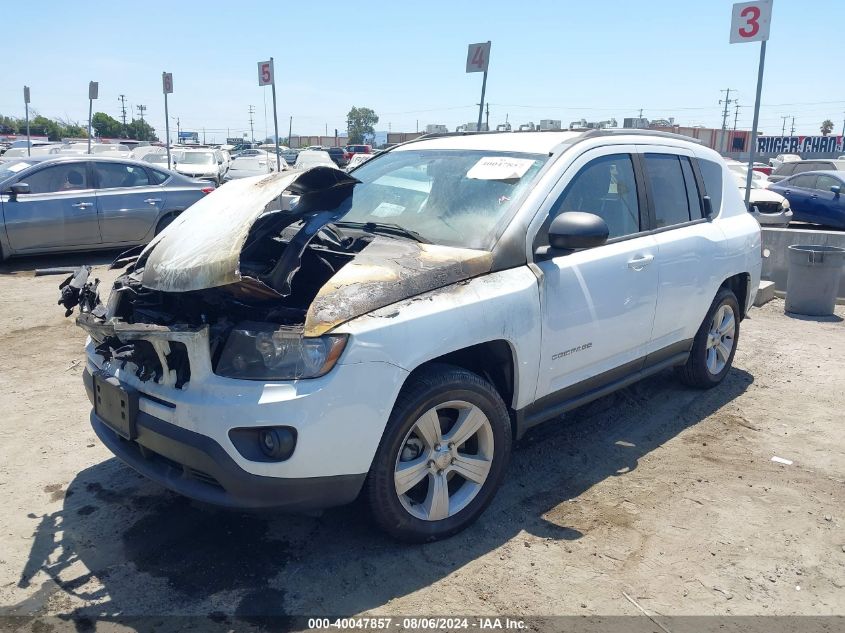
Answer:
[335,221,430,243]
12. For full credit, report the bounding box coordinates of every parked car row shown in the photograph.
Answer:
[0,156,214,260]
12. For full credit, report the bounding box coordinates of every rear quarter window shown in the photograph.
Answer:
[697,159,723,214]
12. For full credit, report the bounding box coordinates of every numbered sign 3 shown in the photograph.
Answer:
[466,42,491,73]
[730,0,772,44]
[258,59,274,86]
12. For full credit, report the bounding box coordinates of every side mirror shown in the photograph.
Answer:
[7,183,30,199]
[831,185,841,196]
[538,212,609,258]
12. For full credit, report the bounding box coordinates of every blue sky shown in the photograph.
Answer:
[2,0,843,142]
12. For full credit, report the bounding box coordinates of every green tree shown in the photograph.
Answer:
[63,123,87,138]
[125,119,158,142]
[346,106,379,144]
[821,119,834,136]
[91,112,123,138]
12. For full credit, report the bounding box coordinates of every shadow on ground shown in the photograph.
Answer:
[0,251,123,276]
[5,367,753,631]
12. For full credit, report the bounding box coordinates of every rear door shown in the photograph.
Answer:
[94,161,166,243]
[780,174,818,222]
[639,149,726,354]
[2,161,101,251]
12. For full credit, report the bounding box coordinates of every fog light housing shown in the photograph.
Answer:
[229,426,297,462]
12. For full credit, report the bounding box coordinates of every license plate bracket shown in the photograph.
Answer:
[93,371,138,440]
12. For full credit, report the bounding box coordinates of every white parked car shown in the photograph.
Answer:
[172,149,227,185]
[733,174,792,227]
[346,153,373,171]
[769,153,801,170]
[69,130,761,541]
[294,149,335,169]
[223,155,282,181]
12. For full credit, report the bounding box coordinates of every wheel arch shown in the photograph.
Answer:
[720,272,750,319]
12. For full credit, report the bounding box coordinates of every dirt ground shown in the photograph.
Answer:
[0,252,843,631]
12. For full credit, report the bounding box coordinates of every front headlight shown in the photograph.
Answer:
[780,198,790,211]
[216,322,347,380]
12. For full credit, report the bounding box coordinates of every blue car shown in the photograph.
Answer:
[768,170,845,229]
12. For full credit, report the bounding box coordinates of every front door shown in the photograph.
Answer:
[532,149,659,401]
[2,161,100,251]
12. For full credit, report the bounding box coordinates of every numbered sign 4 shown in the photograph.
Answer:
[466,42,491,73]
[730,0,772,44]
[258,60,274,86]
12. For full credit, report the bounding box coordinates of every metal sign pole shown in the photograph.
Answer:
[87,98,93,154]
[476,70,488,132]
[270,57,281,172]
[24,86,31,156]
[164,91,171,170]
[744,40,766,210]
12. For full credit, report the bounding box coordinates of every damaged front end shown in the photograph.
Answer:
[61,166,493,389]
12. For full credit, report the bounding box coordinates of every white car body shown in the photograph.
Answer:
[346,153,373,171]
[223,156,281,181]
[294,150,335,170]
[769,153,802,170]
[76,131,761,534]
[172,149,227,184]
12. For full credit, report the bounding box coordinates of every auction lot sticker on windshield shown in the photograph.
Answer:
[6,162,30,173]
[467,156,535,181]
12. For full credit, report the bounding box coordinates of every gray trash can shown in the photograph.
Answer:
[785,244,845,316]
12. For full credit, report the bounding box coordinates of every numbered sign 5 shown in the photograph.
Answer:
[258,59,274,86]
[730,0,772,44]
[162,72,173,94]
[466,42,491,73]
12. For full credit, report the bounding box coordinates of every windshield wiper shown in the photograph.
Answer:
[335,221,429,243]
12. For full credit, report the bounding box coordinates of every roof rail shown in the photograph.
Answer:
[579,128,703,144]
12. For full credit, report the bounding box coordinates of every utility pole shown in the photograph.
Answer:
[790,116,795,136]
[841,112,845,138]
[176,117,181,142]
[248,105,255,143]
[136,104,146,123]
[781,115,789,137]
[288,116,292,148]
[719,88,735,153]
[118,94,128,135]
[733,102,741,131]
[202,127,206,144]
[485,102,490,131]
[638,108,643,118]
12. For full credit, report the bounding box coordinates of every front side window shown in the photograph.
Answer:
[546,153,640,240]
[644,153,693,228]
[342,149,549,249]
[95,163,151,189]
[23,163,90,194]
[814,175,841,192]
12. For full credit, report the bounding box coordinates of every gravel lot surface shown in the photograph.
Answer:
[0,252,842,631]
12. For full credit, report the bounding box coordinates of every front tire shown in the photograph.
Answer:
[677,287,740,388]
[367,364,512,542]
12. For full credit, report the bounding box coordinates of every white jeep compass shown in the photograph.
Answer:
[67,130,761,541]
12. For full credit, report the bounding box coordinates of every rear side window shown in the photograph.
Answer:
[95,163,151,189]
[698,159,723,214]
[548,153,640,240]
[790,174,817,189]
[644,154,692,227]
[794,162,818,174]
[680,157,703,220]
[147,168,169,185]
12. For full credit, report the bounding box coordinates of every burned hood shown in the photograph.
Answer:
[138,167,358,292]
[303,238,492,336]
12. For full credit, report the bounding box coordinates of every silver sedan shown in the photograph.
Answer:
[0,156,214,260]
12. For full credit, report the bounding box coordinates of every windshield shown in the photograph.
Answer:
[180,152,215,164]
[338,149,548,250]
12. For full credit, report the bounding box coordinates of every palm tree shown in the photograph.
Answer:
[820,119,834,136]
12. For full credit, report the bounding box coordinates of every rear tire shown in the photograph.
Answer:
[367,363,512,542]
[677,287,740,388]
[154,213,177,235]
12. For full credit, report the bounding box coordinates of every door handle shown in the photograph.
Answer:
[810,195,818,199]
[144,198,162,204]
[71,202,93,209]
[627,254,654,271]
